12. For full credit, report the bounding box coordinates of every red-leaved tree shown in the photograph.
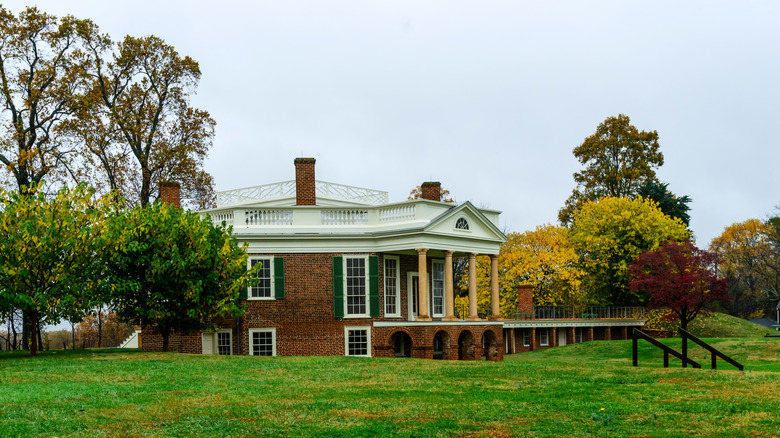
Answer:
[629,239,729,330]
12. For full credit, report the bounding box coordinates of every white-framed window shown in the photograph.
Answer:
[248,257,274,299]
[202,329,232,355]
[345,326,371,357]
[575,327,583,344]
[249,328,276,356]
[345,255,369,317]
[384,256,400,317]
[217,331,232,355]
[539,328,549,346]
[455,217,469,230]
[431,260,445,317]
[523,329,531,347]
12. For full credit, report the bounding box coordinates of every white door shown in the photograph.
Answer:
[407,272,419,321]
[558,329,567,347]
[201,333,215,354]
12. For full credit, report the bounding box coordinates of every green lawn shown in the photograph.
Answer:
[1,337,778,437]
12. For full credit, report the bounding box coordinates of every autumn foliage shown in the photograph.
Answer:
[710,218,780,318]
[464,224,585,318]
[629,240,728,329]
[559,114,664,225]
[569,196,690,305]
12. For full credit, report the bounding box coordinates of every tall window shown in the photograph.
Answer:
[384,256,400,317]
[217,332,232,355]
[249,258,273,299]
[540,328,549,346]
[250,328,276,356]
[346,256,368,316]
[575,327,583,344]
[523,329,531,347]
[431,260,444,317]
[345,327,370,357]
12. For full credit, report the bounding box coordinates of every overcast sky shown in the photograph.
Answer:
[8,1,780,246]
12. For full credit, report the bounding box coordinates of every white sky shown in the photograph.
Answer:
[8,1,780,246]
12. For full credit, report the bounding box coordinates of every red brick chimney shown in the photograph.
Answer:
[517,285,533,316]
[159,181,181,208]
[421,181,441,201]
[295,158,316,206]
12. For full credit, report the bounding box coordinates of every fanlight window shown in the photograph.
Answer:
[455,217,469,230]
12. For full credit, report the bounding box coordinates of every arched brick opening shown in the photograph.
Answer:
[481,329,499,361]
[390,331,413,358]
[457,330,476,360]
[432,330,451,360]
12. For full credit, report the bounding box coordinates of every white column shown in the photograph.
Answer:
[489,254,501,320]
[416,248,431,321]
[443,250,457,321]
[468,252,479,320]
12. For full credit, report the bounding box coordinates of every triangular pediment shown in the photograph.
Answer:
[423,202,506,242]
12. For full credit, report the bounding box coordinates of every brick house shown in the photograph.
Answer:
[142,158,646,359]
[144,158,509,360]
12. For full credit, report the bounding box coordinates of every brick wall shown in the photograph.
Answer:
[516,285,533,315]
[294,158,316,206]
[420,182,441,201]
[144,251,504,360]
[159,181,181,208]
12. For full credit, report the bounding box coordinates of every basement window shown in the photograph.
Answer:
[249,328,276,356]
[345,326,371,357]
[539,328,549,346]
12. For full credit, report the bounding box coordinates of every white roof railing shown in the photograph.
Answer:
[215,180,389,207]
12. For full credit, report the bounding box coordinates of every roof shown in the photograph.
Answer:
[203,183,506,255]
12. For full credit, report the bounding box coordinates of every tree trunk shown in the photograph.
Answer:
[29,312,38,356]
[37,320,44,351]
[22,311,29,351]
[10,312,17,350]
[161,326,170,352]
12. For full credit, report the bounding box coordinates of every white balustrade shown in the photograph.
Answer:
[208,210,234,225]
[216,180,388,207]
[245,209,294,226]
[321,209,369,225]
[216,181,297,206]
[379,205,416,223]
[203,200,459,228]
[316,181,388,205]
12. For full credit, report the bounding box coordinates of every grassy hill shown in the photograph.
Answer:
[1,339,779,437]
[647,311,776,338]
[684,312,777,337]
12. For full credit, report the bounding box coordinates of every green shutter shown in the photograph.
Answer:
[369,255,380,317]
[333,256,344,318]
[240,260,252,300]
[273,257,285,299]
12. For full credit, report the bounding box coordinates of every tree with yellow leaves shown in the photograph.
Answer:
[463,224,585,318]
[710,219,779,318]
[569,196,689,306]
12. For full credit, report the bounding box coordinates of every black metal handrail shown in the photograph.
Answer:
[632,328,700,368]
[532,306,645,320]
[679,328,744,371]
